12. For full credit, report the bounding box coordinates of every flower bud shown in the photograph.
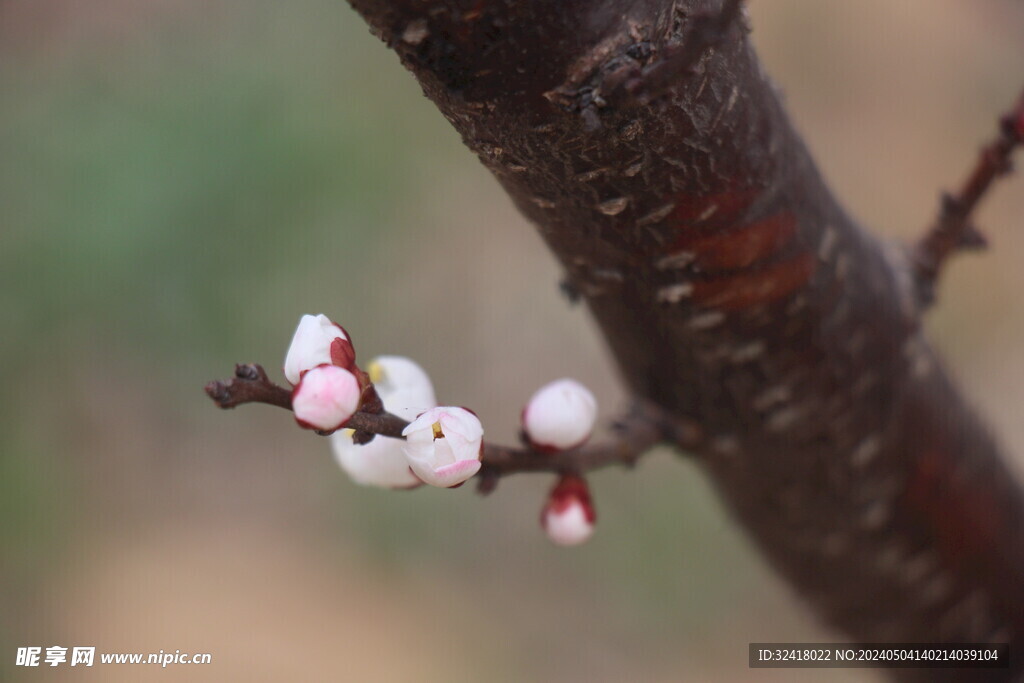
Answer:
[283,313,354,385]
[401,407,483,488]
[522,379,598,451]
[541,474,596,546]
[330,430,422,489]
[292,364,361,432]
[327,355,435,488]
[367,356,436,421]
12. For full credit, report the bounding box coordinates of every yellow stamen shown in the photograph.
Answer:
[431,421,445,439]
[367,360,384,385]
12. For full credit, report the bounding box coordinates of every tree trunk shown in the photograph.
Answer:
[346,0,1024,676]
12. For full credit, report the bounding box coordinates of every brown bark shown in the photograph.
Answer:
[344,0,1024,676]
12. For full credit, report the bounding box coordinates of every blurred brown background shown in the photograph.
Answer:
[1,1,1022,680]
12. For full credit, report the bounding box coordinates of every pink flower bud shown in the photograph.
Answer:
[541,474,596,546]
[292,364,361,432]
[330,430,422,489]
[401,407,483,488]
[522,379,598,451]
[283,314,355,385]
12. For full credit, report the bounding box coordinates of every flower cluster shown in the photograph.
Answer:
[330,356,436,489]
[285,314,485,490]
[283,313,605,545]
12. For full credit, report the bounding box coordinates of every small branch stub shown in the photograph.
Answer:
[912,88,1024,307]
[205,363,292,410]
[604,0,746,109]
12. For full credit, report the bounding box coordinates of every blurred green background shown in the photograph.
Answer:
[2,1,1023,680]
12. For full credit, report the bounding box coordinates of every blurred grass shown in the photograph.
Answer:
[1,1,1023,681]
[0,0,458,367]
[0,2,467,677]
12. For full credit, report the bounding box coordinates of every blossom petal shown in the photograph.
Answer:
[284,314,350,385]
[418,458,482,488]
[330,431,422,489]
[369,356,437,421]
[400,406,484,488]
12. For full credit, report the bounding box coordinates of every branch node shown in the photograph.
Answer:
[351,429,376,445]
[204,380,232,407]
[235,363,266,382]
[476,469,499,496]
[602,0,745,110]
[958,224,988,251]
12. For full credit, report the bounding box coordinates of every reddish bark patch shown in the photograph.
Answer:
[667,188,758,226]
[904,450,1002,570]
[691,252,815,310]
[675,212,798,272]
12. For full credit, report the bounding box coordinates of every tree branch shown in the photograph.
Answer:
[205,363,291,410]
[341,0,1024,673]
[912,89,1024,307]
[205,363,682,483]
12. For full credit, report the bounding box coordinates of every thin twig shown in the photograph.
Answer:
[205,363,291,409]
[204,364,689,486]
[204,363,408,436]
[912,88,1024,307]
[479,402,669,476]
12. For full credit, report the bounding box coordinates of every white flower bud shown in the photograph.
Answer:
[330,430,422,489]
[327,355,435,488]
[522,379,598,451]
[292,364,361,432]
[367,356,436,421]
[541,475,595,546]
[401,407,483,488]
[283,313,354,386]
